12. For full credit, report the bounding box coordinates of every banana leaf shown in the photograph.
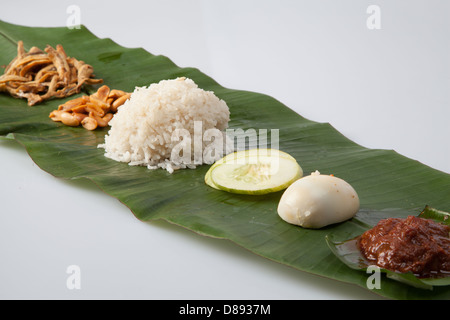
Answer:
[0,20,449,300]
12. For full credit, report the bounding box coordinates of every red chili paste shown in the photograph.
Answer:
[358,215,450,278]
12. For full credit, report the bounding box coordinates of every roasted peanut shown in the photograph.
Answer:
[49,85,130,130]
[81,116,97,131]
[110,93,130,113]
[92,112,113,127]
[59,111,80,127]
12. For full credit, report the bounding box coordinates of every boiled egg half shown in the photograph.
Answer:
[277,170,360,229]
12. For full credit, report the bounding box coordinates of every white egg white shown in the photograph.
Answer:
[277,170,360,228]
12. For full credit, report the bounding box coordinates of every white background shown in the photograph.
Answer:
[0,0,448,299]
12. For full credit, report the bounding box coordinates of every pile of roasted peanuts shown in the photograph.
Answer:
[49,85,130,130]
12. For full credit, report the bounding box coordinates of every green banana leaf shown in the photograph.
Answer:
[0,20,449,300]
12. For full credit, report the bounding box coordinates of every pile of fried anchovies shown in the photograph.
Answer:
[0,40,102,106]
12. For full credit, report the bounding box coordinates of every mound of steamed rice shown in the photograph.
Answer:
[98,77,231,173]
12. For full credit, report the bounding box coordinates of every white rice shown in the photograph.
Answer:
[98,77,231,173]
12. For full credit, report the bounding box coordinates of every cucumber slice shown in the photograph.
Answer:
[205,149,302,195]
[205,149,297,190]
[204,166,220,190]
